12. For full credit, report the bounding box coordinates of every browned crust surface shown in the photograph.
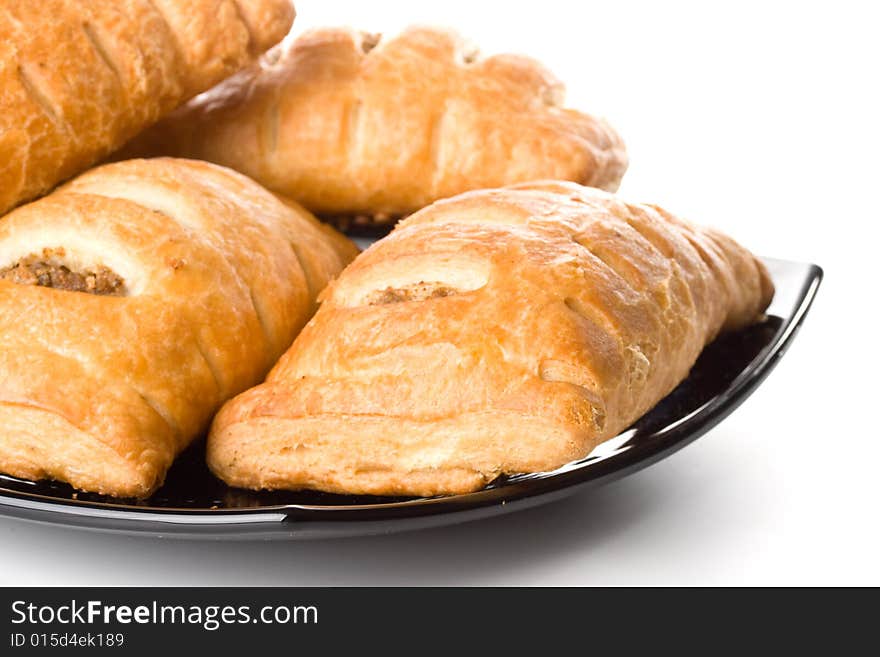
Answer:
[0,0,294,215]
[119,25,627,219]
[0,157,356,497]
[208,181,773,497]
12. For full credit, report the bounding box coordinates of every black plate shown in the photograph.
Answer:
[0,258,822,539]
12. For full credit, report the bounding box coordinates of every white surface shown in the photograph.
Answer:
[1,0,878,586]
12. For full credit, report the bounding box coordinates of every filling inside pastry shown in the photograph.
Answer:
[360,32,381,54]
[459,46,479,65]
[0,250,125,296]
[366,282,457,305]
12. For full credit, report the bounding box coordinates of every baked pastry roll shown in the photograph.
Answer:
[208,181,774,496]
[119,26,628,226]
[0,158,357,497]
[0,0,295,215]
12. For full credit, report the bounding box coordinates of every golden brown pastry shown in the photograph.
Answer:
[208,181,774,497]
[0,158,357,497]
[0,0,295,215]
[119,26,628,225]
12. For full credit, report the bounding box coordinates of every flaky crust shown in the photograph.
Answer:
[120,26,628,221]
[0,0,295,215]
[0,158,357,497]
[208,181,773,497]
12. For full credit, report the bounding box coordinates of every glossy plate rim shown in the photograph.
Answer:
[0,258,823,539]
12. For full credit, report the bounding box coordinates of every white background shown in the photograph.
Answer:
[1,0,878,585]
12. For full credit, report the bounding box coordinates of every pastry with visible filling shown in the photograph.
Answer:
[0,157,357,497]
[0,0,295,215]
[118,26,627,226]
[208,181,773,497]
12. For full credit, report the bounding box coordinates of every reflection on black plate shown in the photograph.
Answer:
[0,258,821,539]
